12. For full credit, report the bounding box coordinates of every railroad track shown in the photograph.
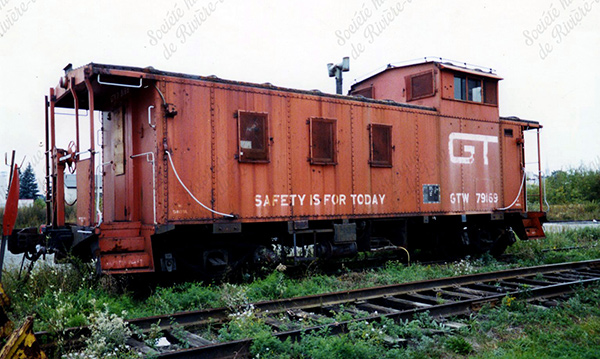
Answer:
[40,259,600,358]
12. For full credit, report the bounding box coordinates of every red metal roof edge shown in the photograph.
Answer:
[500,116,542,128]
[351,59,502,89]
[55,62,437,112]
[438,63,503,80]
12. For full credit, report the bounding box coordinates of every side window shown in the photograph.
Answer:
[467,78,483,102]
[369,124,393,167]
[454,75,466,101]
[237,111,269,163]
[454,74,497,105]
[407,70,435,101]
[309,117,337,165]
[112,107,125,176]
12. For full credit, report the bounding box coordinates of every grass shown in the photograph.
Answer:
[506,226,600,266]
[2,226,600,357]
[543,202,600,221]
[469,285,600,358]
[215,285,600,358]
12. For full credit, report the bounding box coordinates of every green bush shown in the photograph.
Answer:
[0,199,77,229]
[544,167,600,204]
[527,165,600,220]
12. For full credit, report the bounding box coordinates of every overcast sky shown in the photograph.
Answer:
[1,0,599,192]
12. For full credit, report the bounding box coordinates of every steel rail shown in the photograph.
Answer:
[160,276,600,359]
[156,267,600,358]
[39,259,600,357]
[129,258,600,331]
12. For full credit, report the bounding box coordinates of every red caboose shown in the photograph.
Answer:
[9,59,545,276]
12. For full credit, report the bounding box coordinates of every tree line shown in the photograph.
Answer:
[543,167,600,204]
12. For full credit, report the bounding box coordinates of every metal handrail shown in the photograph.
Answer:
[148,105,156,129]
[130,152,157,224]
[97,74,143,88]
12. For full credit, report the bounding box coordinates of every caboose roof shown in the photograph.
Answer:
[54,63,436,112]
[351,58,503,89]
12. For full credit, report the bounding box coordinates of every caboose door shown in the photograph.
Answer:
[103,105,133,222]
[500,124,524,210]
[103,92,158,225]
[113,105,131,221]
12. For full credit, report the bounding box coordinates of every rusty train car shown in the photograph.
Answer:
[9,59,546,276]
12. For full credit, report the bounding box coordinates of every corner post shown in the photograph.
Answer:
[537,128,543,212]
[85,78,96,225]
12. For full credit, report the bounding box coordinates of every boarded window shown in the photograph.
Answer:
[309,117,337,165]
[352,86,374,99]
[407,71,435,101]
[369,124,393,167]
[238,111,269,163]
[484,80,498,105]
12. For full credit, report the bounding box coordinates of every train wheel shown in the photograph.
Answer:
[252,246,280,270]
[469,226,495,254]
[490,229,516,257]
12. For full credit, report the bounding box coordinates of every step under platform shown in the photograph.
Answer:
[522,211,547,240]
[98,222,155,274]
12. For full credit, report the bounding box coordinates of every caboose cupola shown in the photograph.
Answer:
[349,58,502,120]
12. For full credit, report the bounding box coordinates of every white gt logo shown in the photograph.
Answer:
[449,133,498,165]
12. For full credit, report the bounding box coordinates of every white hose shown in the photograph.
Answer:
[497,169,526,211]
[165,150,234,218]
